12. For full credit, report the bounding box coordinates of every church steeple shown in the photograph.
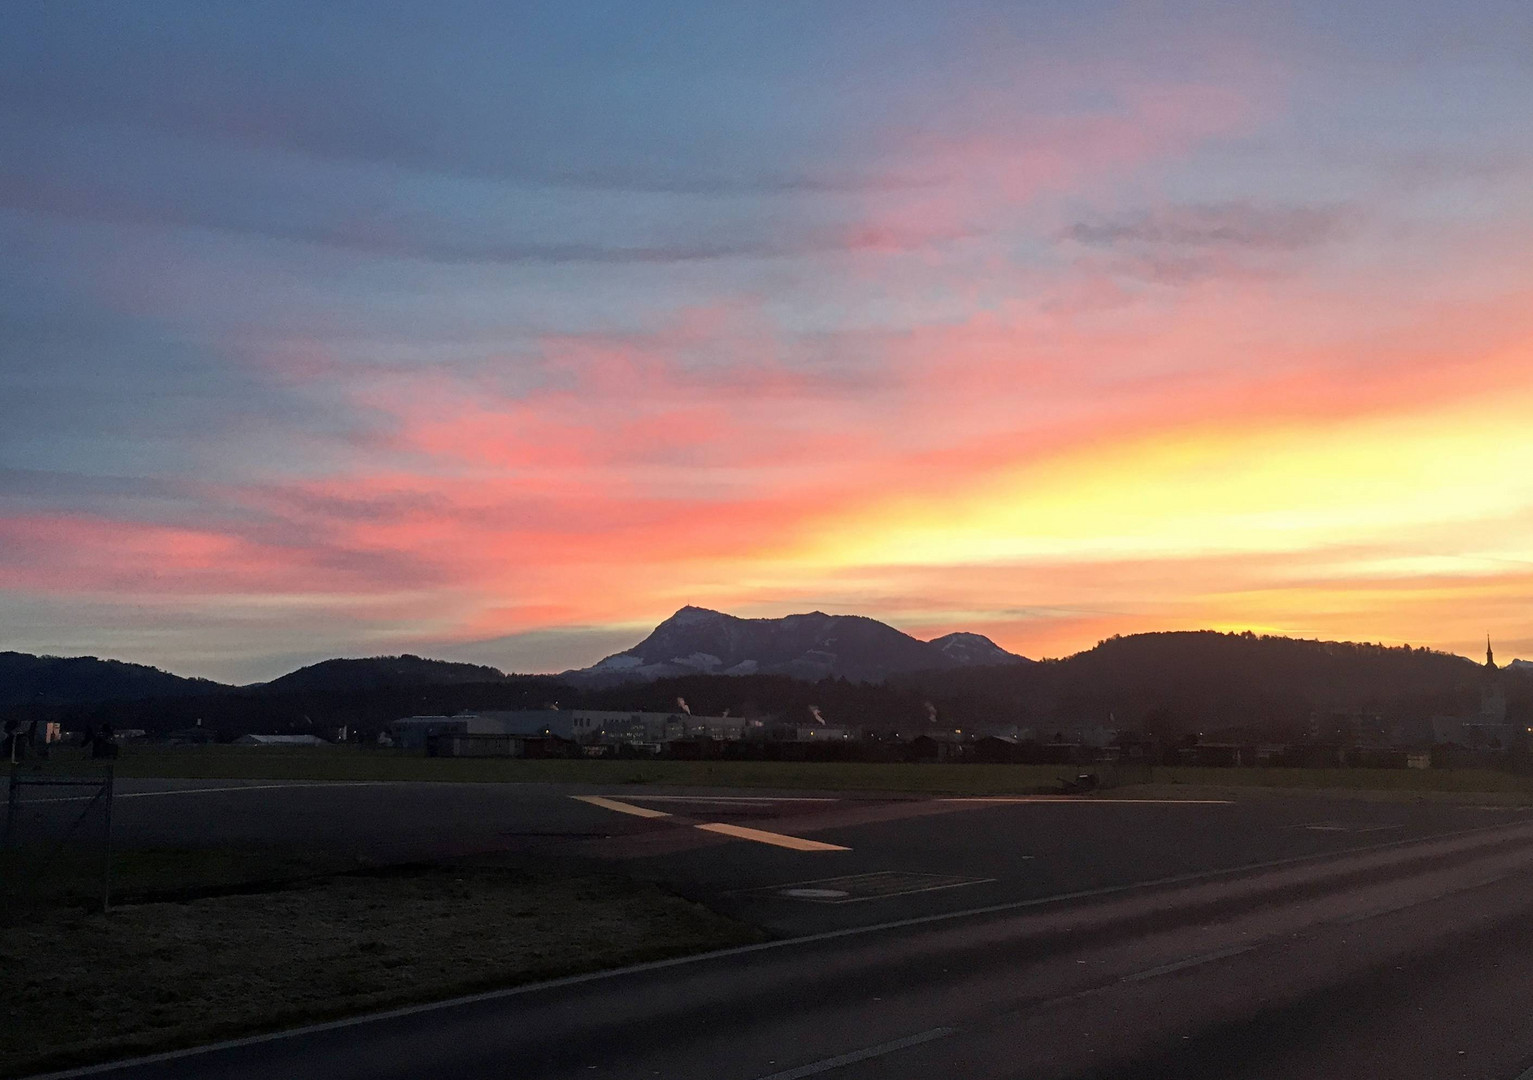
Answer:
[1482,635,1507,723]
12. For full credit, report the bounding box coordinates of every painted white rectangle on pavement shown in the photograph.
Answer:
[695,822,849,851]
[570,795,672,819]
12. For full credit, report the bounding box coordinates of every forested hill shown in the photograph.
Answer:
[0,652,228,710]
[898,631,1500,735]
[253,655,513,695]
[3,633,1524,739]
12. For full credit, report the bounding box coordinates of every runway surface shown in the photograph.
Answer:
[16,777,1533,1078]
[10,775,1531,932]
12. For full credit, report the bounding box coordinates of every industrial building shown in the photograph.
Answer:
[570,710,755,747]
[232,733,329,747]
[389,711,573,750]
[391,709,778,755]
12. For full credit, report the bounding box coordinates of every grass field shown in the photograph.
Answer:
[0,855,762,1078]
[1147,765,1533,793]
[22,746,1079,794]
[10,745,1533,798]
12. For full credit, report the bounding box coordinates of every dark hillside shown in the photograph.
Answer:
[6,632,1515,743]
[12,677,569,739]
[0,652,228,711]
[899,631,1486,737]
[254,655,513,696]
[580,673,934,730]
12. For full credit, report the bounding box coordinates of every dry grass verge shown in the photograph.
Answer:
[15,749,1533,799]
[1,862,763,1078]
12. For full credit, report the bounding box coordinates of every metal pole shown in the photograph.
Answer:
[2,767,17,851]
[101,766,114,914]
[3,769,25,918]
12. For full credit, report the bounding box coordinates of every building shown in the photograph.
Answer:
[233,733,329,747]
[568,710,749,747]
[426,733,576,758]
[468,710,576,739]
[684,714,754,740]
[389,715,472,750]
[1052,725,1118,749]
[1430,638,1520,750]
[909,733,968,762]
[389,709,750,753]
[1482,636,1508,724]
[793,725,855,742]
[389,710,573,750]
[973,735,1019,763]
[166,725,218,745]
[569,710,681,746]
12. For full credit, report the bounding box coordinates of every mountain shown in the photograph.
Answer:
[0,651,544,732]
[0,652,229,710]
[928,632,1021,667]
[899,630,1495,737]
[253,655,511,695]
[10,630,1513,740]
[568,606,1028,684]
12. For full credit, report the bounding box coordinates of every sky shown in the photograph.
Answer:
[3,1,1532,682]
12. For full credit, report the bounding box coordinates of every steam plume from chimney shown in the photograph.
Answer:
[676,697,691,715]
[808,705,826,725]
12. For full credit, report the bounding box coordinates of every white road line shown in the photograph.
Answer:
[27,818,1533,1080]
[833,878,995,902]
[750,871,989,892]
[1337,871,1520,925]
[695,822,849,851]
[620,795,838,803]
[1338,897,1437,926]
[572,795,848,848]
[940,797,1233,804]
[753,1027,955,1080]
[569,795,671,819]
[752,871,997,903]
[1120,944,1256,983]
[16,781,400,804]
[613,798,787,809]
[754,871,888,891]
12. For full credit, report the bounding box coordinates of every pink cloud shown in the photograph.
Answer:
[12,29,1533,673]
[14,248,1530,654]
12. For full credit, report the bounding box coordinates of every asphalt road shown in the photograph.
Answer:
[9,776,1533,926]
[15,778,1533,1078]
[9,776,1533,935]
[32,804,1533,1080]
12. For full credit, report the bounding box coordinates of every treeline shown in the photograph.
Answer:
[4,632,1528,741]
[5,673,933,740]
[7,678,567,738]
[897,631,1507,737]
[0,651,226,709]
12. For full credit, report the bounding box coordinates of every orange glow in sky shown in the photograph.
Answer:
[4,5,1533,679]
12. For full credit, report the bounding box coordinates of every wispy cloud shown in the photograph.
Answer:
[1066,202,1351,251]
[5,3,1533,679]
[0,176,964,266]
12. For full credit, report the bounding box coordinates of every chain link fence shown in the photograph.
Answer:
[2,762,115,920]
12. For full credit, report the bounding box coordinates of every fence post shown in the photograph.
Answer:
[2,769,16,850]
[101,765,114,913]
